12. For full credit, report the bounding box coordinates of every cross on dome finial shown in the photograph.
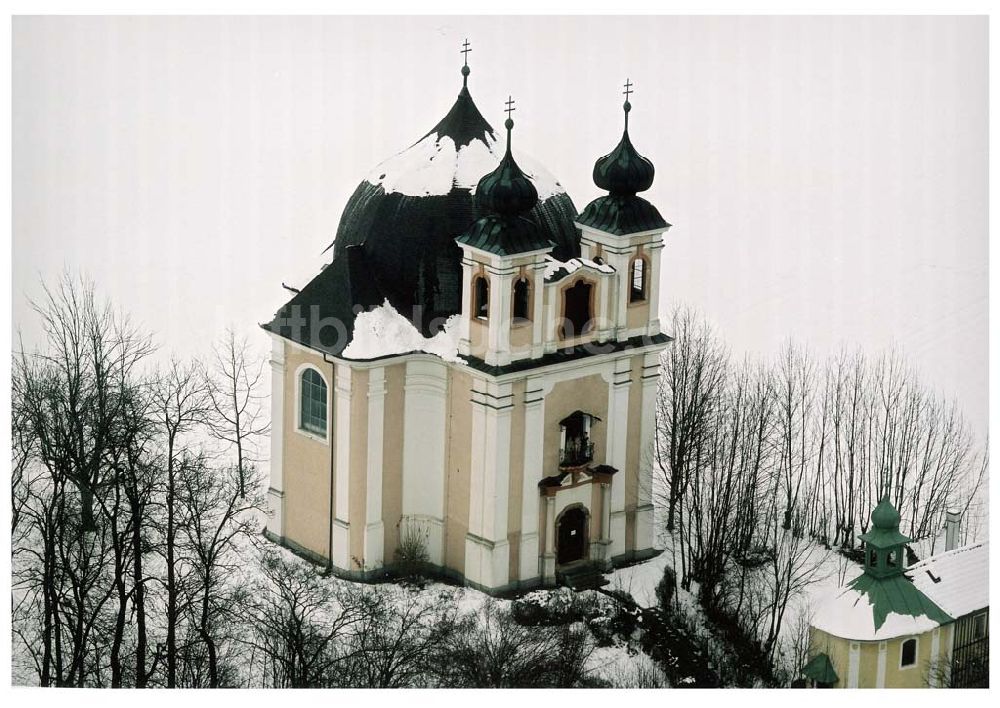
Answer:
[503,95,516,148]
[505,95,516,121]
[461,39,472,86]
[622,78,633,129]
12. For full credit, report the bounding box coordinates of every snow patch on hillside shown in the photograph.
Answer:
[342,299,462,362]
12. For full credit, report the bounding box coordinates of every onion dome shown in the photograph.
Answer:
[319,57,579,337]
[457,101,554,257]
[577,81,669,237]
[871,496,902,530]
[593,100,655,195]
[475,115,539,216]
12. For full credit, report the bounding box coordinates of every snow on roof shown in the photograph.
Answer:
[366,131,563,200]
[341,299,462,363]
[542,255,616,282]
[811,580,944,641]
[909,542,989,620]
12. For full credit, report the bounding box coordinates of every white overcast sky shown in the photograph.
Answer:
[12,15,988,434]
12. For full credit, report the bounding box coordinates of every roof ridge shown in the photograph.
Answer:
[909,540,988,570]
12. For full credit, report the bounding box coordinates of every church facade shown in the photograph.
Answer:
[262,52,671,593]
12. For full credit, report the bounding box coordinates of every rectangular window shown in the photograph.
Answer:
[973,612,987,640]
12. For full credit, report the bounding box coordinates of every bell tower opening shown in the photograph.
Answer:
[562,280,593,338]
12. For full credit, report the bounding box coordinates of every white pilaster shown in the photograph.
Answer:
[266,337,286,538]
[542,494,556,584]
[364,367,386,569]
[333,363,352,526]
[401,359,448,564]
[930,628,941,687]
[848,642,861,688]
[876,641,887,688]
[530,259,546,359]
[646,241,664,336]
[465,379,513,589]
[519,380,545,583]
[486,271,514,366]
[606,357,632,557]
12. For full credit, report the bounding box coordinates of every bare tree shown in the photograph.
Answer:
[152,359,210,688]
[205,329,270,498]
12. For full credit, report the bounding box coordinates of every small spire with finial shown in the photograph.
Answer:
[622,78,634,130]
[461,38,472,87]
[504,95,516,150]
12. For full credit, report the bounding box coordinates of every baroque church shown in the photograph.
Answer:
[262,45,671,593]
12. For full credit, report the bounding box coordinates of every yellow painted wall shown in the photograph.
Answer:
[281,344,334,560]
[810,624,954,688]
[543,374,609,475]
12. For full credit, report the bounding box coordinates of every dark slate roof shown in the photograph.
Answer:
[463,332,671,377]
[576,194,669,236]
[262,245,384,356]
[455,214,553,256]
[420,84,493,148]
[559,409,602,426]
[324,85,580,336]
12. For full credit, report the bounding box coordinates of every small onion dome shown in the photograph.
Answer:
[871,496,902,530]
[475,117,539,217]
[592,100,655,196]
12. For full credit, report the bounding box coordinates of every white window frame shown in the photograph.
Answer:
[899,636,918,670]
[295,363,331,444]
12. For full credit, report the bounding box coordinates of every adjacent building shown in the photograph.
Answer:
[803,498,988,688]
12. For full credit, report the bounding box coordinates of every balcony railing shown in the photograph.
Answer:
[560,438,594,467]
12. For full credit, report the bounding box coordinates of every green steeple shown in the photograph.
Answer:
[851,496,952,632]
[859,496,912,579]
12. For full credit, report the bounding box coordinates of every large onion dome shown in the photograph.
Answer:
[325,65,579,335]
[577,86,669,236]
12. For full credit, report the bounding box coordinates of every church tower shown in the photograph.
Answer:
[262,45,672,593]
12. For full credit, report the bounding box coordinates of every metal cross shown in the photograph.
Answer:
[623,78,634,99]
[505,95,516,119]
[461,39,472,66]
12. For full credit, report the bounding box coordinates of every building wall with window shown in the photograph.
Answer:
[808,624,954,688]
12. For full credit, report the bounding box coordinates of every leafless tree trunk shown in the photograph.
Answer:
[205,329,270,499]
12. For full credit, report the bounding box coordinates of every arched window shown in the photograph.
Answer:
[630,257,647,303]
[868,547,878,568]
[900,638,917,668]
[512,277,530,322]
[474,275,489,319]
[562,280,593,338]
[299,368,328,437]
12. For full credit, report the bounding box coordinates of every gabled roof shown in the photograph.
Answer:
[909,542,989,619]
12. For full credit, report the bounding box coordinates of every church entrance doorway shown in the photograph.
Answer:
[557,506,589,565]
